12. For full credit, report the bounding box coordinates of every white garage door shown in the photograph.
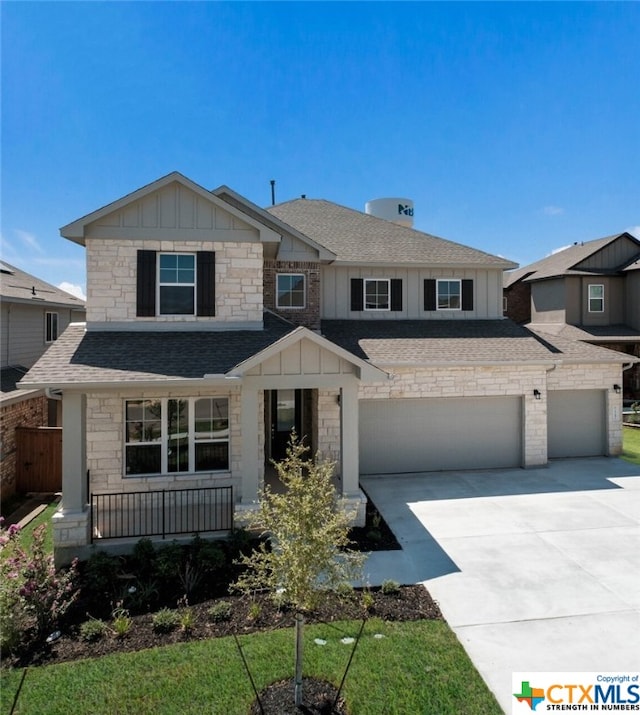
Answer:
[359,396,522,475]
[547,390,606,458]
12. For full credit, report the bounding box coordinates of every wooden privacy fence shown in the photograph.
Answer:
[15,427,62,493]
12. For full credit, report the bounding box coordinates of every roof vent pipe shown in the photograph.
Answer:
[365,198,414,227]
[270,179,276,206]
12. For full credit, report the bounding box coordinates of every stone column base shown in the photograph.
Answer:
[52,507,90,567]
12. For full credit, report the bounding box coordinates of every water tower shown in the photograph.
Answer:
[365,198,414,227]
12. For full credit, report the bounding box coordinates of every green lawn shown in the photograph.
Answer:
[0,619,502,715]
[622,425,640,466]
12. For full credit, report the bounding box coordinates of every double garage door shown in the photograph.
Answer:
[359,396,522,475]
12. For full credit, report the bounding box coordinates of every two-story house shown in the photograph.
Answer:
[1,261,85,498]
[504,233,640,398]
[21,173,634,565]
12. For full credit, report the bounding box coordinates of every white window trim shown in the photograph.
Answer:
[157,252,196,316]
[364,278,391,311]
[124,397,230,477]
[588,283,604,313]
[437,278,462,311]
[276,273,306,309]
[45,311,59,343]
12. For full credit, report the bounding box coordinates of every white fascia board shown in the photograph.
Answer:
[19,376,239,391]
[332,259,518,270]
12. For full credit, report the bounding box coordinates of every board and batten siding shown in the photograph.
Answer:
[321,265,504,319]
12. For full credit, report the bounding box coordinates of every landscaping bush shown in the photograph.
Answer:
[79,618,108,642]
[381,579,400,595]
[207,600,232,623]
[0,520,79,653]
[152,607,180,633]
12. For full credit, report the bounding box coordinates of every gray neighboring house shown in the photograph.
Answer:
[1,261,86,498]
[504,233,640,399]
[20,172,636,564]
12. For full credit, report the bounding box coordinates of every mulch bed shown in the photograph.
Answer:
[6,585,441,669]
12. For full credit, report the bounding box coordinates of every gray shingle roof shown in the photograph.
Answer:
[321,319,631,365]
[268,199,516,268]
[0,261,85,308]
[527,322,640,345]
[504,233,640,287]
[21,313,295,387]
[1,366,30,394]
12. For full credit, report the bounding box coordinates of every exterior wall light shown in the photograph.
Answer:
[613,384,621,394]
[533,389,541,400]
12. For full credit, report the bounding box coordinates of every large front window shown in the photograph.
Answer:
[437,279,461,310]
[125,397,229,475]
[588,284,604,313]
[364,279,390,311]
[158,253,195,314]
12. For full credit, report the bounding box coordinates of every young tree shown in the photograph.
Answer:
[233,434,364,707]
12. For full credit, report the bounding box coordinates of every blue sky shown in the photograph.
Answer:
[2,2,639,300]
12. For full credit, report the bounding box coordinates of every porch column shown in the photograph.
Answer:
[340,379,360,496]
[53,391,89,565]
[241,384,260,504]
[60,391,87,512]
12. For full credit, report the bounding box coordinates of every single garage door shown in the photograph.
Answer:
[547,390,606,458]
[359,396,522,475]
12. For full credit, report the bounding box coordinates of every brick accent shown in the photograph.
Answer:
[0,394,48,498]
[263,260,321,330]
[504,282,531,324]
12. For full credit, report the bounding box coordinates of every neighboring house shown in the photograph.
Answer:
[21,173,635,564]
[504,233,640,399]
[1,261,86,498]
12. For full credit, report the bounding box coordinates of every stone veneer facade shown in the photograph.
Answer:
[263,260,321,330]
[85,239,264,325]
[84,386,260,501]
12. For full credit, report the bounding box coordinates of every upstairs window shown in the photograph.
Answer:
[276,274,305,309]
[158,253,195,315]
[45,312,58,343]
[350,278,403,311]
[437,279,461,310]
[137,250,215,318]
[588,284,604,313]
[125,397,229,476]
[364,279,390,311]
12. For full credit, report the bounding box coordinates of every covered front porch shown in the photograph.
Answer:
[51,327,388,564]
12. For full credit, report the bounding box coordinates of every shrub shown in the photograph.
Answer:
[84,549,122,602]
[152,607,180,633]
[0,521,79,651]
[248,601,262,621]
[79,618,108,642]
[381,579,400,595]
[207,600,232,623]
[361,590,375,612]
[111,605,132,638]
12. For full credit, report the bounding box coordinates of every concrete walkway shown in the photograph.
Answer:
[361,457,640,714]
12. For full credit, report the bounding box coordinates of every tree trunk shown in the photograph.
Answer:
[294,612,304,706]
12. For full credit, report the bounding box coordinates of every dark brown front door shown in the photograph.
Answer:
[270,389,302,461]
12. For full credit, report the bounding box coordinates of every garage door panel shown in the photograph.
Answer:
[359,397,522,474]
[547,390,605,458]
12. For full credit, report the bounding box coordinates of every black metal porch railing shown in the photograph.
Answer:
[91,486,233,542]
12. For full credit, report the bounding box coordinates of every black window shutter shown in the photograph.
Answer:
[461,279,474,311]
[424,279,436,311]
[136,250,156,317]
[197,251,216,316]
[350,278,364,311]
[390,279,403,311]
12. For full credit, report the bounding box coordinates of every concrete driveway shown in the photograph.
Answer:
[360,457,640,714]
